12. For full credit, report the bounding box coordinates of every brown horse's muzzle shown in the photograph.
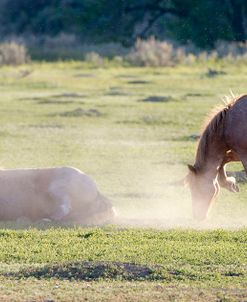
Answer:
[192,199,211,221]
[193,210,208,221]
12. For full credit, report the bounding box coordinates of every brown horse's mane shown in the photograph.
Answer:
[194,94,247,171]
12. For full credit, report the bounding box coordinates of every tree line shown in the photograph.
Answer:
[0,0,247,48]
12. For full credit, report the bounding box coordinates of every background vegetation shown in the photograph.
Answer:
[1,0,247,63]
[1,0,247,48]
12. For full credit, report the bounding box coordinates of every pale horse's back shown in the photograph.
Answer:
[0,167,114,224]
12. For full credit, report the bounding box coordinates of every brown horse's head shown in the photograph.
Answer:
[186,164,220,220]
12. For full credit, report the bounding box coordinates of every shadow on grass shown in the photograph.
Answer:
[26,124,64,129]
[74,73,96,78]
[37,99,84,105]
[105,87,130,96]
[52,108,102,117]
[19,93,86,104]
[116,115,176,126]
[184,92,214,98]
[7,260,242,282]
[204,68,227,78]
[139,96,176,103]
[171,134,200,142]
[6,261,165,281]
[128,80,151,84]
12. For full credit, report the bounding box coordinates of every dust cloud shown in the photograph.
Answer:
[110,165,247,230]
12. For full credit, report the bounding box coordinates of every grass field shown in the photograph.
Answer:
[0,61,246,301]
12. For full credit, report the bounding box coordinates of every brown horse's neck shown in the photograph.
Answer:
[194,110,229,177]
[195,145,226,180]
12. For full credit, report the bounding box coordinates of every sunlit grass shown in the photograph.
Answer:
[0,61,246,300]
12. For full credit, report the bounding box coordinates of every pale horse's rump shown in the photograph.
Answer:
[0,166,115,224]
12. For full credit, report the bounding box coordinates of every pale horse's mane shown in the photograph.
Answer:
[194,94,247,171]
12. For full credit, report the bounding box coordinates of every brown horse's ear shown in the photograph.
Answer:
[188,164,197,174]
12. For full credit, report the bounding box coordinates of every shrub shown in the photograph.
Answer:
[2,35,247,67]
[85,52,104,66]
[215,41,247,59]
[0,42,29,65]
[126,37,179,67]
[126,38,247,67]
[7,33,129,61]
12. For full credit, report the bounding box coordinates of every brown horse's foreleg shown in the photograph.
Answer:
[223,150,239,163]
[218,150,239,192]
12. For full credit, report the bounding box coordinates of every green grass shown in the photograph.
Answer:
[0,61,246,300]
[0,227,247,301]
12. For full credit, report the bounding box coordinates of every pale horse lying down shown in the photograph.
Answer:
[0,166,116,225]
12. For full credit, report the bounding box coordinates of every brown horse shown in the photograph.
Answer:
[186,94,247,220]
